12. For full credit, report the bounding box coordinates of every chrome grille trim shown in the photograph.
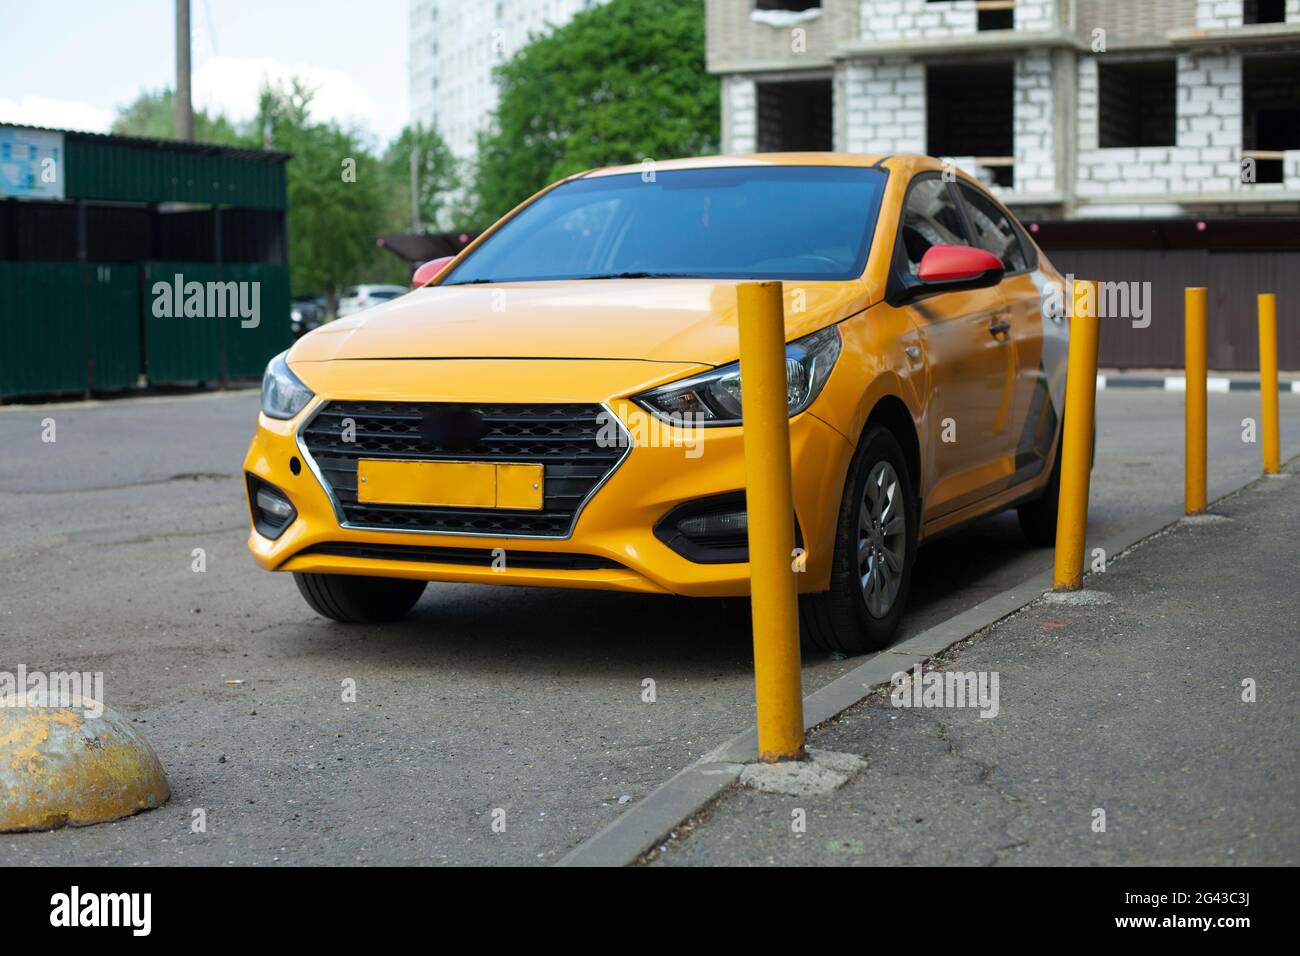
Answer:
[295,399,632,540]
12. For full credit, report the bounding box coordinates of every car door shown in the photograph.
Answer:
[955,182,1057,486]
[897,175,1015,520]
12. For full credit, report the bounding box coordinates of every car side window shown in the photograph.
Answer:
[957,184,1028,273]
[898,177,969,277]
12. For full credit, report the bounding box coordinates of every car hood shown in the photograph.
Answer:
[289,279,872,368]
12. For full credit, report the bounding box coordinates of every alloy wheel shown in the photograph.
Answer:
[858,461,906,619]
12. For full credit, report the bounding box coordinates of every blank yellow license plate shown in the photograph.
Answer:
[356,460,544,510]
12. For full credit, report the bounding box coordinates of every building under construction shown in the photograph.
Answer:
[709,0,1300,368]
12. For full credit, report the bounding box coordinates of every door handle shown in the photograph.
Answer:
[988,313,1011,339]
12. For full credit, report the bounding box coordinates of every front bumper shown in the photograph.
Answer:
[243,359,854,597]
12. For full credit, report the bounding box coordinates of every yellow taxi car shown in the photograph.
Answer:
[245,154,1070,652]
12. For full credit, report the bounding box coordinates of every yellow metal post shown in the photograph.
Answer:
[736,281,805,763]
[1185,288,1208,514]
[1258,293,1280,475]
[1053,279,1100,592]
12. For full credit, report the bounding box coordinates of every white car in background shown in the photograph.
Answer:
[336,284,408,318]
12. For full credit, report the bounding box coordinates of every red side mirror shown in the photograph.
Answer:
[917,245,1004,283]
[412,256,456,287]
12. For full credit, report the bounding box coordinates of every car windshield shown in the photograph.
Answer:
[369,290,401,300]
[443,166,887,284]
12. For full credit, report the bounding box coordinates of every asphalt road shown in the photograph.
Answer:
[653,460,1300,866]
[0,387,1295,865]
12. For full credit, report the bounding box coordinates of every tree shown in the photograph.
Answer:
[467,0,718,227]
[381,124,458,232]
[111,88,242,145]
[255,80,397,313]
[111,79,449,304]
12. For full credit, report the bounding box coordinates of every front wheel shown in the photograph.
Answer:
[294,572,426,624]
[800,425,918,654]
[1016,444,1061,546]
[1018,420,1096,546]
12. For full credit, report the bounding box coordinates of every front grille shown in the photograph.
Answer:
[299,401,627,537]
[297,542,623,571]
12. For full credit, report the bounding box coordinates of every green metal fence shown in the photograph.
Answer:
[65,137,287,209]
[142,262,223,384]
[1,261,289,399]
[224,263,291,380]
[0,262,140,399]
[142,262,290,386]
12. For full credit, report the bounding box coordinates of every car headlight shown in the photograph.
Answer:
[635,325,841,426]
[261,350,314,420]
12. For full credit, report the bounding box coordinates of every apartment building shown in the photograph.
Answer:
[708,0,1300,221]
[409,0,607,162]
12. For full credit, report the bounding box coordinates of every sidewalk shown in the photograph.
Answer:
[1096,369,1300,392]
[651,464,1300,866]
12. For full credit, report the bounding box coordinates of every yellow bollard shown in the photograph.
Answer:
[1259,293,1280,475]
[736,281,805,763]
[1185,288,1208,514]
[1053,278,1100,592]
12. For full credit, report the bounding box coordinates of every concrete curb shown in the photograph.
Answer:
[1095,374,1299,393]
[555,463,1290,867]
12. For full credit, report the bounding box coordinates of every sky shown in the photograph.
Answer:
[0,0,410,145]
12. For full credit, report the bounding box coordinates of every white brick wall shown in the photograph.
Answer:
[861,0,1056,39]
[723,75,757,154]
[1014,51,1056,193]
[844,58,927,152]
[1076,53,1244,201]
[1199,0,1300,25]
[860,0,977,42]
[1196,0,1243,28]
[1014,0,1056,31]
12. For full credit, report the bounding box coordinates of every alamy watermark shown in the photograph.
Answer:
[151,273,261,328]
[1044,272,1151,330]
[890,664,1000,719]
[597,409,706,458]
[0,665,104,718]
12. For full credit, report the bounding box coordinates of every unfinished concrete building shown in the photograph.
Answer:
[708,0,1300,368]
[710,0,1300,217]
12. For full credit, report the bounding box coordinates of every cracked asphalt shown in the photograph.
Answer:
[0,387,1295,865]
[651,462,1300,866]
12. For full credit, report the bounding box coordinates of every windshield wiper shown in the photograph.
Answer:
[573,271,698,280]
[448,272,698,284]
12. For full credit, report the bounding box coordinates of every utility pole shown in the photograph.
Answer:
[410,145,421,232]
[175,0,194,141]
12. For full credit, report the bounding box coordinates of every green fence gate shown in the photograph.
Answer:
[143,262,290,386]
[0,262,139,399]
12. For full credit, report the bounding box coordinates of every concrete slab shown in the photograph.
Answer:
[739,749,865,796]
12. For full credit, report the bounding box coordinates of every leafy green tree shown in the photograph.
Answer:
[467,0,718,226]
[112,80,453,304]
[381,123,458,232]
[255,80,398,312]
[111,87,242,145]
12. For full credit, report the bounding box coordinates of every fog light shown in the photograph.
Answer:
[677,510,747,540]
[654,492,802,565]
[256,488,294,521]
[247,475,297,539]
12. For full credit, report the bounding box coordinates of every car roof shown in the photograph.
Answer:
[576,153,973,187]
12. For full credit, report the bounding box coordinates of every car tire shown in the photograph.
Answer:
[1016,420,1094,547]
[293,572,427,624]
[1016,442,1062,547]
[800,425,918,655]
